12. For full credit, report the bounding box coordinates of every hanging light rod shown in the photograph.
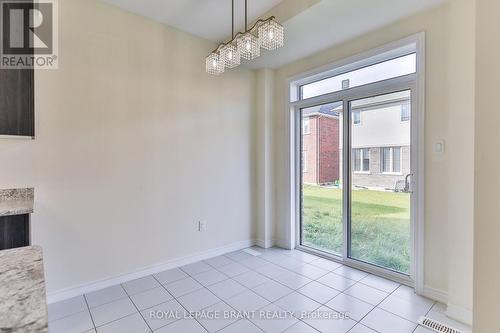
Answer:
[207,16,277,57]
[206,0,284,75]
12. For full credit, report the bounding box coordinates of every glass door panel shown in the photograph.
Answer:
[348,91,412,274]
[300,101,343,256]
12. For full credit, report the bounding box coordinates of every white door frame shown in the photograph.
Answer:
[285,33,425,293]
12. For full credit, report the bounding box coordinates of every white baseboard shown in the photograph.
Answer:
[446,303,473,326]
[47,239,256,304]
[422,285,448,304]
[255,238,275,248]
[417,286,473,327]
[275,238,292,249]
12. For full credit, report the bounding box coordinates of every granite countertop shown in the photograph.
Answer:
[0,246,48,333]
[0,188,34,217]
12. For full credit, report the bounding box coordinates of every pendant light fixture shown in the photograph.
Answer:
[206,0,284,75]
[220,0,240,68]
[259,19,284,50]
[205,52,224,75]
[236,0,260,60]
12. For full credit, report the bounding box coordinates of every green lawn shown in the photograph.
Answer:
[302,185,410,273]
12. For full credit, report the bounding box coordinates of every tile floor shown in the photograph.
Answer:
[48,247,472,333]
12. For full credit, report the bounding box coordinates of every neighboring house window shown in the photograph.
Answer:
[353,148,370,172]
[381,147,402,173]
[401,103,410,122]
[353,111,361,125]
[303,117,310,134]
[302,151,307,172]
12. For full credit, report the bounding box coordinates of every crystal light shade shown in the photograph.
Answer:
[237,32,260,60]
[258,19,284,50]
[219,43,240,68]
[205,14,284,75]
[205,52,225,75]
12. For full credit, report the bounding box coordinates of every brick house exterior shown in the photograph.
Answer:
[302,104,341,185]
[341,146,411,189]
[302,92,411,189]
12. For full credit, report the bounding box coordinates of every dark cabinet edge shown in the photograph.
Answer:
[0,214,31,250]
[0,67,35,137]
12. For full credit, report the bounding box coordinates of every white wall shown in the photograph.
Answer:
[269,0,474,323]
[255,69,276,248]
[474,0,500,331]
[0,0,256,296]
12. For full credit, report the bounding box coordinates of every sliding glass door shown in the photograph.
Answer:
[298,90,414,277]
[348,91,412,274]
[294,40,423,282]
[299,101,343,256]
[294,52,420,281]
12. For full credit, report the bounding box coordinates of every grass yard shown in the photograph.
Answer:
[302,185,411,273]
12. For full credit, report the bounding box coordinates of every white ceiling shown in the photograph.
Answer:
[247,0,448,69]
[102,0,285,42]
[102,0,448,69]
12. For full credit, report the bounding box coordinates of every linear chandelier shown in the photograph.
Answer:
[206,0,284,75]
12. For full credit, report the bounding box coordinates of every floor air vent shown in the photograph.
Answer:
[418,316,463,333]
